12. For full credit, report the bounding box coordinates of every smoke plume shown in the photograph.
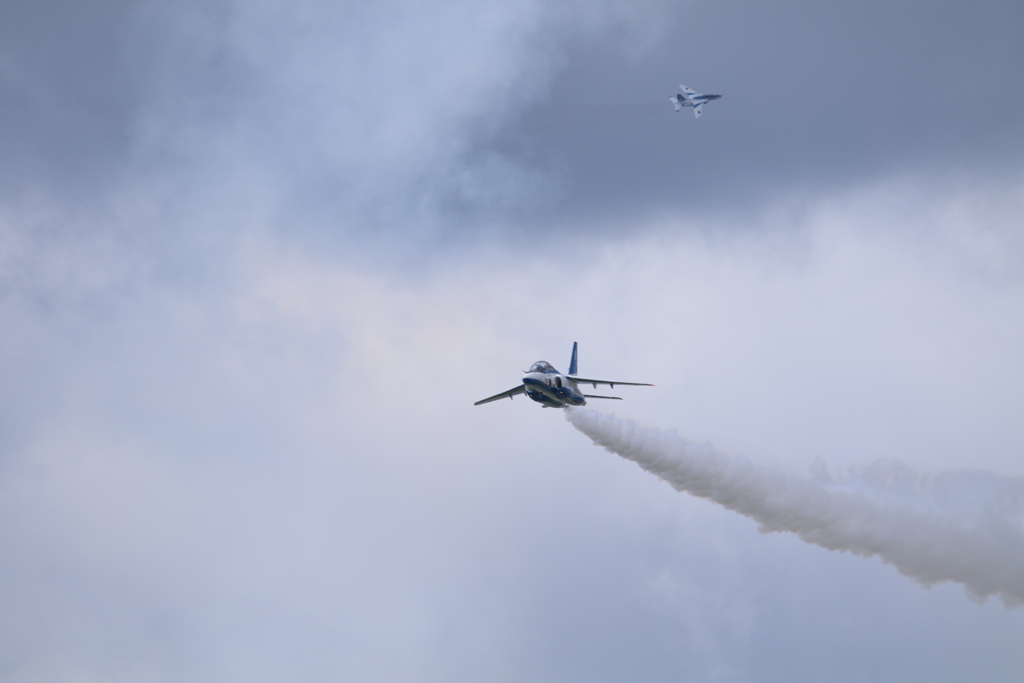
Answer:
[566,407,1024,606]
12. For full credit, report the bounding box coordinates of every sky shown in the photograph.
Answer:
[1,0,1023,681]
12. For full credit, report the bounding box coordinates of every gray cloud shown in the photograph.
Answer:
[0,0,139,201]
[4,0,1020,252]
[499,0,1024,227]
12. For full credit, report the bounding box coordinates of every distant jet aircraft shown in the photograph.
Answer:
[474,342,654,408]
[670,85,722,118]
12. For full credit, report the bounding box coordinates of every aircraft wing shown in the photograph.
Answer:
[693,103,704,118]
[571,378,654,389]
[474,384,525,406]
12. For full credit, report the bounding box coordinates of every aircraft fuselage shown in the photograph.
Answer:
[522,368,586,408]
[671,85,723,118]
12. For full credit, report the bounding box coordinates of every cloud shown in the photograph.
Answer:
[113,0,675,248]
[3,169,1024,679]
[0,0,139,199]
[2,1,1024,679]
[513,0,1024,221]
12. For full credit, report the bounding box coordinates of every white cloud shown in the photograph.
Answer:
[4,170,1023,679]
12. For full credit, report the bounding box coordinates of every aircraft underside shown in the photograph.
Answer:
[523,377,586,408]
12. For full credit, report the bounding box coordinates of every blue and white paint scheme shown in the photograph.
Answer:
[474,342,654,408]
[670,84,722,118]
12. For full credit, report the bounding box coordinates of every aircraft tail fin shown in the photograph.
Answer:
[568,341,578,376]
[670,96,682,111]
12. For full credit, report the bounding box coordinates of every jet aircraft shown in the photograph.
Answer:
[474,342,654,408]
[670,85,722,118]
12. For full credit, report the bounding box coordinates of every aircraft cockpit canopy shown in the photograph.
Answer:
[528,361,557,374]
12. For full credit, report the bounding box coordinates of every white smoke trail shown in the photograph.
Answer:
[566,407,1024,606]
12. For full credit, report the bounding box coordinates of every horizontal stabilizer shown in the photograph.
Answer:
[670,97,682,111]
[584,395,622,400]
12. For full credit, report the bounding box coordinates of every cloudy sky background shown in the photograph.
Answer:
[2,0,1024,681]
